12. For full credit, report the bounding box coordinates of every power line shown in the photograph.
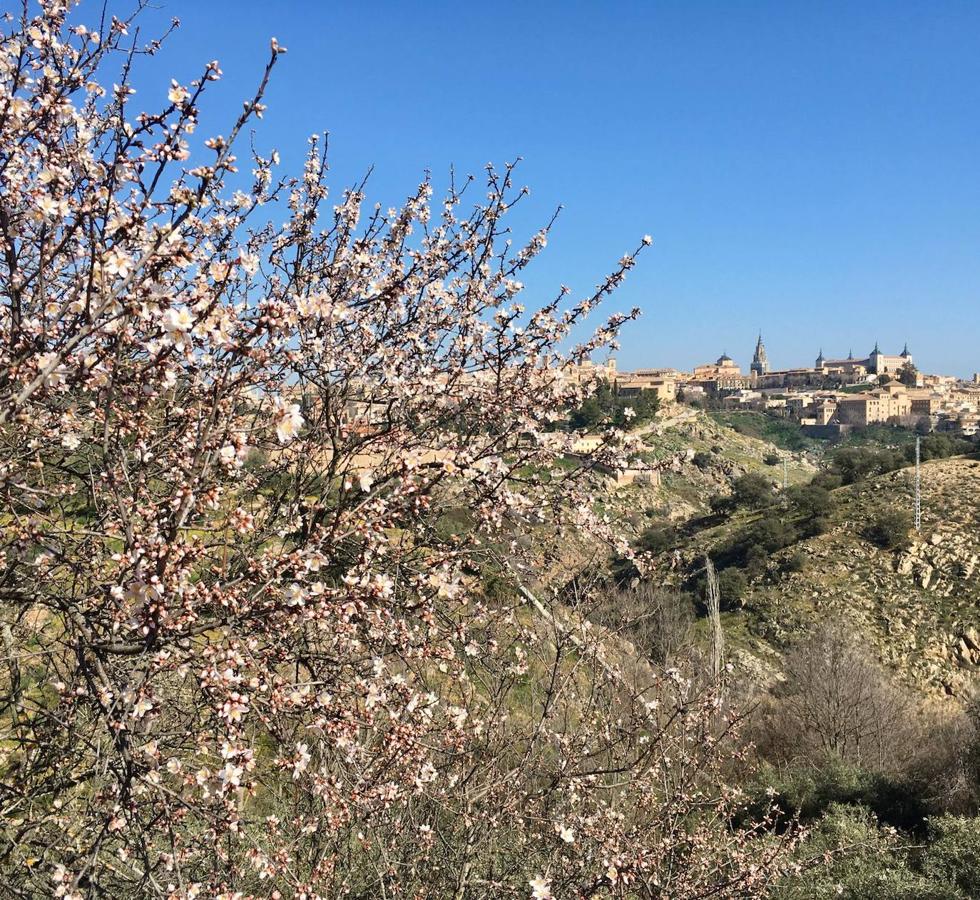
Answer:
[914,436,921,532]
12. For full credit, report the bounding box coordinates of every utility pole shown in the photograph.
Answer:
[914,436,921,532]
[705,556,724,685]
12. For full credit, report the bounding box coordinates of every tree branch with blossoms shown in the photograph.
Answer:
[0,3,800,898]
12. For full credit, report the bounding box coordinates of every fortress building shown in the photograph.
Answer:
[816,342,912,377]
[813,349,868,381]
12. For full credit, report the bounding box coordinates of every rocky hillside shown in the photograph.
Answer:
[551,406,979,699]
[699,457,980,697]
[629,405,816,520]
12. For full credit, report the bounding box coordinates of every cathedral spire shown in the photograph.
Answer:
[751,332,769,376]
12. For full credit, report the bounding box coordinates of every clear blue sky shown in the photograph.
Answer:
[131,1,980,376]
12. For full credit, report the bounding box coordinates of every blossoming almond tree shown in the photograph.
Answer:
[0,2,796,896]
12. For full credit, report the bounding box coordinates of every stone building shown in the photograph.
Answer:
[836,388,912,426]
[814,349,869,381]
[816,343,912,377]
[909,393,943,418]
[564,357,618,385]
[690,354,751,394]
[693,354,742,380]
[754,368,831,389]
[749,341,913,390]
[616,368,679,403]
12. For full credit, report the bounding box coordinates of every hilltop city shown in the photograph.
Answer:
[576,336,980,437]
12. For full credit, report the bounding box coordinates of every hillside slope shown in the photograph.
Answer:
[635,406,816,519]
[706,457,980,695]
[553,407,978,698]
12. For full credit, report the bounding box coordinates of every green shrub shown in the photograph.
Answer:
[747,762,930,834]
[709,493,732,514]
[243,447,270,473]
[744,545,770,580]
[731,472,776,508]
[803,515,832,537]
[637,522,679,554]
[865,509,913,550]
[771,802,961,899]
[783,551,806,573]
[717,567,748,609]
[568,380,660,430]
[786,483,835,520]
[714,518,799,571]
[692,450,713,470]
[811,471,843,491]
[919,815,980,897]
[912,434,974,462]
[832,447,906,485]
[747,518,799,553]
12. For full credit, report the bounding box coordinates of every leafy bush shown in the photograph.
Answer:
[832,447,907,485]
[785,483,835,520]
[709,493,732,514]
[731,472,776,508]
[783,551,806,573]
[693,450,713,469]
[811,471,843,491]
[865,508,913,550]
[919,816,980,897]
[717,567,748,609]
[637,522,680,554]
[770,802,961,900]
[243,447,270,473]
[748,518,799,554]
[714,517,799,571]
[911,434,974,462]
[803,515,832,537]
[749,764,927,832]
[744,545,770,580]
[568,380,659,430]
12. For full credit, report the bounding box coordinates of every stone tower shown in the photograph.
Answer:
[869,341,881,374]
[751,333,770,376]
